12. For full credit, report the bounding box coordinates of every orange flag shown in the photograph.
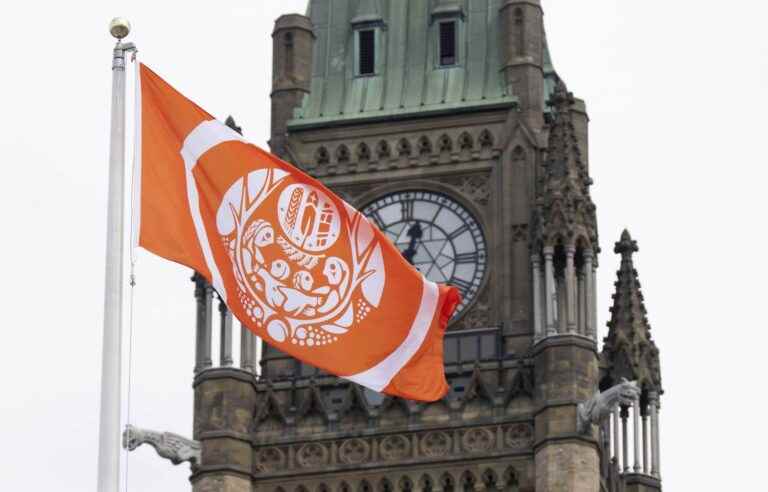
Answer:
[134,64,459,401]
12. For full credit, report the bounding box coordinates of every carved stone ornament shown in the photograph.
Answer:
[456,285,490,329]
[379,434,411,461]
[511,224,528,243]
[445,173,491,207]
[462,427,494,453]
[297,442,329,468]
[339,438,370,464]
[255,446,286,472]
[505,423,533,448]
[421,431,452,457]
[122,424,201,469]
[577,379,641,434]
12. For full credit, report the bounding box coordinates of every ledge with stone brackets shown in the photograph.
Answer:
[122,424,202,470]
[577,379,641,435]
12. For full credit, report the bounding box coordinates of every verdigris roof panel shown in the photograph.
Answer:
[289,0,518,128]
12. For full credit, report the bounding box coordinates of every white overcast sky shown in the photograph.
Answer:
[0,1,765,491]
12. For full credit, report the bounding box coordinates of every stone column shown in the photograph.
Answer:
[633,398,641,473]
[621,405,629,473]
[650,391,661,478]
[531,254,543,341]
[564,246,577,333]
[584,251,596,340]
[543,246,557,336]
[252,332,261,376]
[218,298,233,367]
[193,272,213,373]
[577,270,586,335]
[642,406,649,475]
[612,407,620,465]
[241,325,254,373]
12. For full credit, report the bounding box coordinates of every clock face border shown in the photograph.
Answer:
[359,188,488,319]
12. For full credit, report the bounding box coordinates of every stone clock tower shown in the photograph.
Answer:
[183,2,666,492]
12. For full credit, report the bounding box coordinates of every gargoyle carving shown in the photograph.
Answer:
[577,379,641,434]
[122,424,201,469]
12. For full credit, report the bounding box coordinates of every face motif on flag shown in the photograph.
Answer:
[216,169,386,348]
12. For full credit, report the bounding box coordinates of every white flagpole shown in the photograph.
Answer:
[98,18,135,492]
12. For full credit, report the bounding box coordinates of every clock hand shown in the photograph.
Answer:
[401,222,423,264]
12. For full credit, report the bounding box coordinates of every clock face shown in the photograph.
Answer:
[361,190,487,316]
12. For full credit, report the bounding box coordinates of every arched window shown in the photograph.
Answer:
[284,32,295,74]
[513,8,524,55]
[336,145,351,164]
[358,30,376,75]
[440,473,455,492]
[418,136,432,155]
[460,471,476,492]
[397,138,412,157]
[439,21,457,66]
[481,469,498,491]
[503,467,520,492]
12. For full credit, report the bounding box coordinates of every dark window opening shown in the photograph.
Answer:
[359,30,375,75]
[439,21,457,66]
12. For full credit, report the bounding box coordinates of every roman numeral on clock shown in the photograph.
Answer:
[450,277,474,295]
[455,252,478,264]
[401,200,414,221]
[447,224,469,240]
[369,211,385,230]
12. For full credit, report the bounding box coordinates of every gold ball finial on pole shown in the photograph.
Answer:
[109,17,131,40]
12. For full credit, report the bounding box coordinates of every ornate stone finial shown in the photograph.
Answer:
[224,115,243,135]
[601,230,662,393]
[546,77,575,114]
[341,384,372,419]
[532,75,598,249]
[122,424,201,469]
[576,379,641,434]
[614,229,638,257]
[463,364,495,406]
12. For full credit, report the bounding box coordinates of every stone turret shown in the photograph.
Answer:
[599,230,663,491]
[499,0,545,129]
[530,78,599,342]
[270,14,314,160]
[528,77,602,492]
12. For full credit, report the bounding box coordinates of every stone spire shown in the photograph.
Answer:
[532,78,598,252]
[601,230,662,393]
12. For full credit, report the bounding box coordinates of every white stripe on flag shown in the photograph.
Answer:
[346,278,439,391]
[180,119,244,303]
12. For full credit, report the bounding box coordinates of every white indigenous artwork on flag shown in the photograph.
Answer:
[216,169,387,347]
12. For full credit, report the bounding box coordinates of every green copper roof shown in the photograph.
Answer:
[289,0,518,128]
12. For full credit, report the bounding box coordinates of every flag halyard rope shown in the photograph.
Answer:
[124,51,140,492]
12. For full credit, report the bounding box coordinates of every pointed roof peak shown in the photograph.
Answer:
[615,229,639,257]
[601,230,662,393]
[532,76,598,250]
